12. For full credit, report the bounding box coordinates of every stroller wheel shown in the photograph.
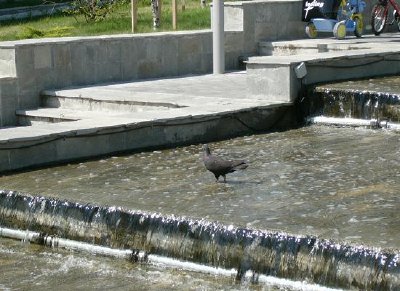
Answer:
[333,21,346,39]
[353,16,363,37]
[305,23,318,38]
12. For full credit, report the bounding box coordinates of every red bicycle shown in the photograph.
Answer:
[371,0,400,34]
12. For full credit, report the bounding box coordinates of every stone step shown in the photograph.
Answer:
[16,108,100,125]
[258,39,376,56]
[41,89,182,113]
[15,105,178,126]
[15,108,154,126]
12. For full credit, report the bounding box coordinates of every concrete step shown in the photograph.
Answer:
[16,108,98,125]
[41,89,181,113]
[15,106,176,126]
[258,38,379,56]
[15,108,153,126]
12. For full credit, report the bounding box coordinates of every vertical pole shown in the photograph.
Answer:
[131,0,137,33]
[159,0,163,22]
[212,0,224,74]
[172,0,177,30]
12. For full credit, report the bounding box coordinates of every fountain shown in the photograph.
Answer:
[301,75,400,122]
[1,188,399,289]
[1,75,400,290]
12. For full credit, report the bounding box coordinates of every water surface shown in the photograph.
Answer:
[1,125,399,250]
[0,237,256,290]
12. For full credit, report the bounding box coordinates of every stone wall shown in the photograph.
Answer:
[225,0,305,48]
[0,30,247,126]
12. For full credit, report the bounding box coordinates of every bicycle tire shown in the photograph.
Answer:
[371,3,388,35]
[395,11,400,31]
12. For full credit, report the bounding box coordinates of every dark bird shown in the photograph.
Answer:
[202,144,248,182]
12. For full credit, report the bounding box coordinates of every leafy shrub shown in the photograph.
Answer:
[68,0,117,22]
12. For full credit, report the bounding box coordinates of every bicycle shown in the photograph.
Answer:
[371,0,400,35]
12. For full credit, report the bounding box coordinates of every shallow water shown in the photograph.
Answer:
[1,125,399,250]
[316,75,400,95]
[0,237,255,291]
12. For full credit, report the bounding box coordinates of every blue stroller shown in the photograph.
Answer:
[302,0,366,39]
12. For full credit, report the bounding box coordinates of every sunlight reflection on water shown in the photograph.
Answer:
[1,125,399,249]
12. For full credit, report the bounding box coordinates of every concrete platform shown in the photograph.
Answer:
[249,34,400,102]
[2,34,400,173]
[0,71,294,173]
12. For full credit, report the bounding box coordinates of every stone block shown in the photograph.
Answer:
[34,45,52,69]
[225,31,243,53]
[53,44,71,68]
[0,151,10,172]
[0,48,16,77]
[7,140,57,171]
[54,129,127,161]
[17,88,40,110]
[120,39,140,81]
[0,78,18,126]
[125,125,166,150]
[158,36,179,77]
[246,62,296,102]
[224,4,244,31]
[36,68,56,90]
[15,46,34,77]
[70,42,94,85]
[178,36,203,75]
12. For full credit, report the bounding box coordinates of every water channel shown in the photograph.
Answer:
[1,76,400,289]
[1,125,400,249]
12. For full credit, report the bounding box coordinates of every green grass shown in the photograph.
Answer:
[0,1,211,41]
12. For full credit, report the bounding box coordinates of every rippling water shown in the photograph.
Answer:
[1,125,399,250]
[0,237,257,290]
[316,75,400,95]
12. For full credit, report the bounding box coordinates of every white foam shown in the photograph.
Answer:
[0,227,344,291]
[310,116,400,132]
[148,254,342,291]
[310,116,374,127]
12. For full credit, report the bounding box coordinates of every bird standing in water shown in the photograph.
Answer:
[202,144,248,182]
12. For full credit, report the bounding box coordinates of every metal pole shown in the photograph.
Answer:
[212,0,224,74]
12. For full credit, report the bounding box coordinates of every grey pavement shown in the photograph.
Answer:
[0,71,286,143]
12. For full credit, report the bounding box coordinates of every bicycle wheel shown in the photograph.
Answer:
[395,11,400,31]
[371,3,388,35]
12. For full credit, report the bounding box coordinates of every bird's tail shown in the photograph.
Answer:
[232,161,248,170]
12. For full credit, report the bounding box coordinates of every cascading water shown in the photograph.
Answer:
[0,190,399,290]
[301,75,400,123]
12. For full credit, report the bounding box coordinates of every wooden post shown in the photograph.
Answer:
[159,0,163,22]
[172,0,177,30]
[131,0,137,33]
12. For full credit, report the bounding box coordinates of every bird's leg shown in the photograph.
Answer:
[222,175,226,183]
[214,174,219,182]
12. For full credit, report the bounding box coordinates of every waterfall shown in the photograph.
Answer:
[300,77,400,124]
[1,190,399,290]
